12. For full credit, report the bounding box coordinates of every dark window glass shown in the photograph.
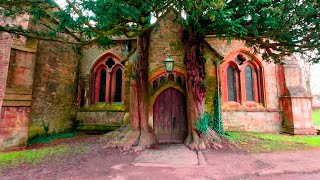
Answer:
[176,75,183,85]
[106,58,115,68]
[160,76,166,85]
[245,65,254,101]
[168,74,174,81]
[99,69,107,102]
[114,69,123,102]
[80,89,85,107]
[153,79,159,90]
[227,66,236,101]
[235,56,242,65]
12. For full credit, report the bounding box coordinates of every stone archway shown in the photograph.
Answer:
[153,87,188,143]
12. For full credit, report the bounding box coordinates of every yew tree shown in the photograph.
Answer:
[175,0,319,150]
[0,0,173,152]
[1,0,319,151]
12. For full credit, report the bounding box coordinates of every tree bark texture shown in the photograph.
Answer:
[104,30,154,152]
[180,29,208,150]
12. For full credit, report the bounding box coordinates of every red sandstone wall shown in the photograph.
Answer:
[0,33,12,112]
[0,33,37,150]
[0,107,29,150]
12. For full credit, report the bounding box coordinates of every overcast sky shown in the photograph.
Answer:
[311,64,320,95]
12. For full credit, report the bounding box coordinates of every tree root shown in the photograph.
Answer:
[103,124,155,152]
[185,128,227,150]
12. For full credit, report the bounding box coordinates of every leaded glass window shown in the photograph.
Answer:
[114,69,123,102]
[99,69,106,102]
[245,66,254,101]
[176,75,183,85]
[160,76,166,85]
[227,66,236,101]
[168,74,174,81]
[153,79,159,90]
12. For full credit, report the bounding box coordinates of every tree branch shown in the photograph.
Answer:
[65,0,103,35]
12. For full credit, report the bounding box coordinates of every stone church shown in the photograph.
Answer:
[0,12,317,150]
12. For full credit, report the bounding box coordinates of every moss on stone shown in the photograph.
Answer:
[28,124,46,139]
[76,124,121,132]
[80,103,126,112]
[204,75,216,112]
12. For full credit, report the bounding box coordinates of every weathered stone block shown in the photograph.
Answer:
[0,107,29,150]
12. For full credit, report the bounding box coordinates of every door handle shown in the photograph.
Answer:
[172,117,176,129]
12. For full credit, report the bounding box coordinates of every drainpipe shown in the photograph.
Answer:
[214,60,223,134]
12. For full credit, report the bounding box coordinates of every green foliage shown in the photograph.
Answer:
[195,112,210,135]
[0,0,172,46]
[209,94,224,135]
[177,0,320,64]
[228,132,320,152]
[1,0,319,64]
[27,132,79,145]
[0,144,88,170]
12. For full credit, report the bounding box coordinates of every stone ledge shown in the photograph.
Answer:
[76,124,121,132]
[283,127,318,135]
[280,96,313,99]
[2,100,31,107]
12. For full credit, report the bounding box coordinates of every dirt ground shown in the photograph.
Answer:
[1,135,320,180]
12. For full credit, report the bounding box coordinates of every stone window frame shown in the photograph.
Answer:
[91,56,125,104]
[220,52,265,109]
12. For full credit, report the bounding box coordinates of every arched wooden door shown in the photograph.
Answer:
[153,88,188,143]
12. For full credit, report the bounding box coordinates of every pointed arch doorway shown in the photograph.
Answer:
[153,88,188,143]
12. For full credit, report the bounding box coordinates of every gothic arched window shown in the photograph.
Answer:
[91,54,124,104]
[220,52,264,107]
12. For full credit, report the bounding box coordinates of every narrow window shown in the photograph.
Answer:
[160,76,166,85]
[80,88,85,107]
[245,66,254,101]
[99,69,107,102]
[153,79,159,90]
[114,69,123,102]
[227,66,237,101]
[176,75,183,85]
[168,74,174,81]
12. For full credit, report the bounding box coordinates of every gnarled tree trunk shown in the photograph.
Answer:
[181,29,222,150]
[104,30,155,152]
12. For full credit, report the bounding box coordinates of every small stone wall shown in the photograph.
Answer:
[76,111,125,131]
[223,111,282,132]
[281,96,316,135]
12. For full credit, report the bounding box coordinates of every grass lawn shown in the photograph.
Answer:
[0,144,89,172]
[313,110,320,127]
[227,131,320,153]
